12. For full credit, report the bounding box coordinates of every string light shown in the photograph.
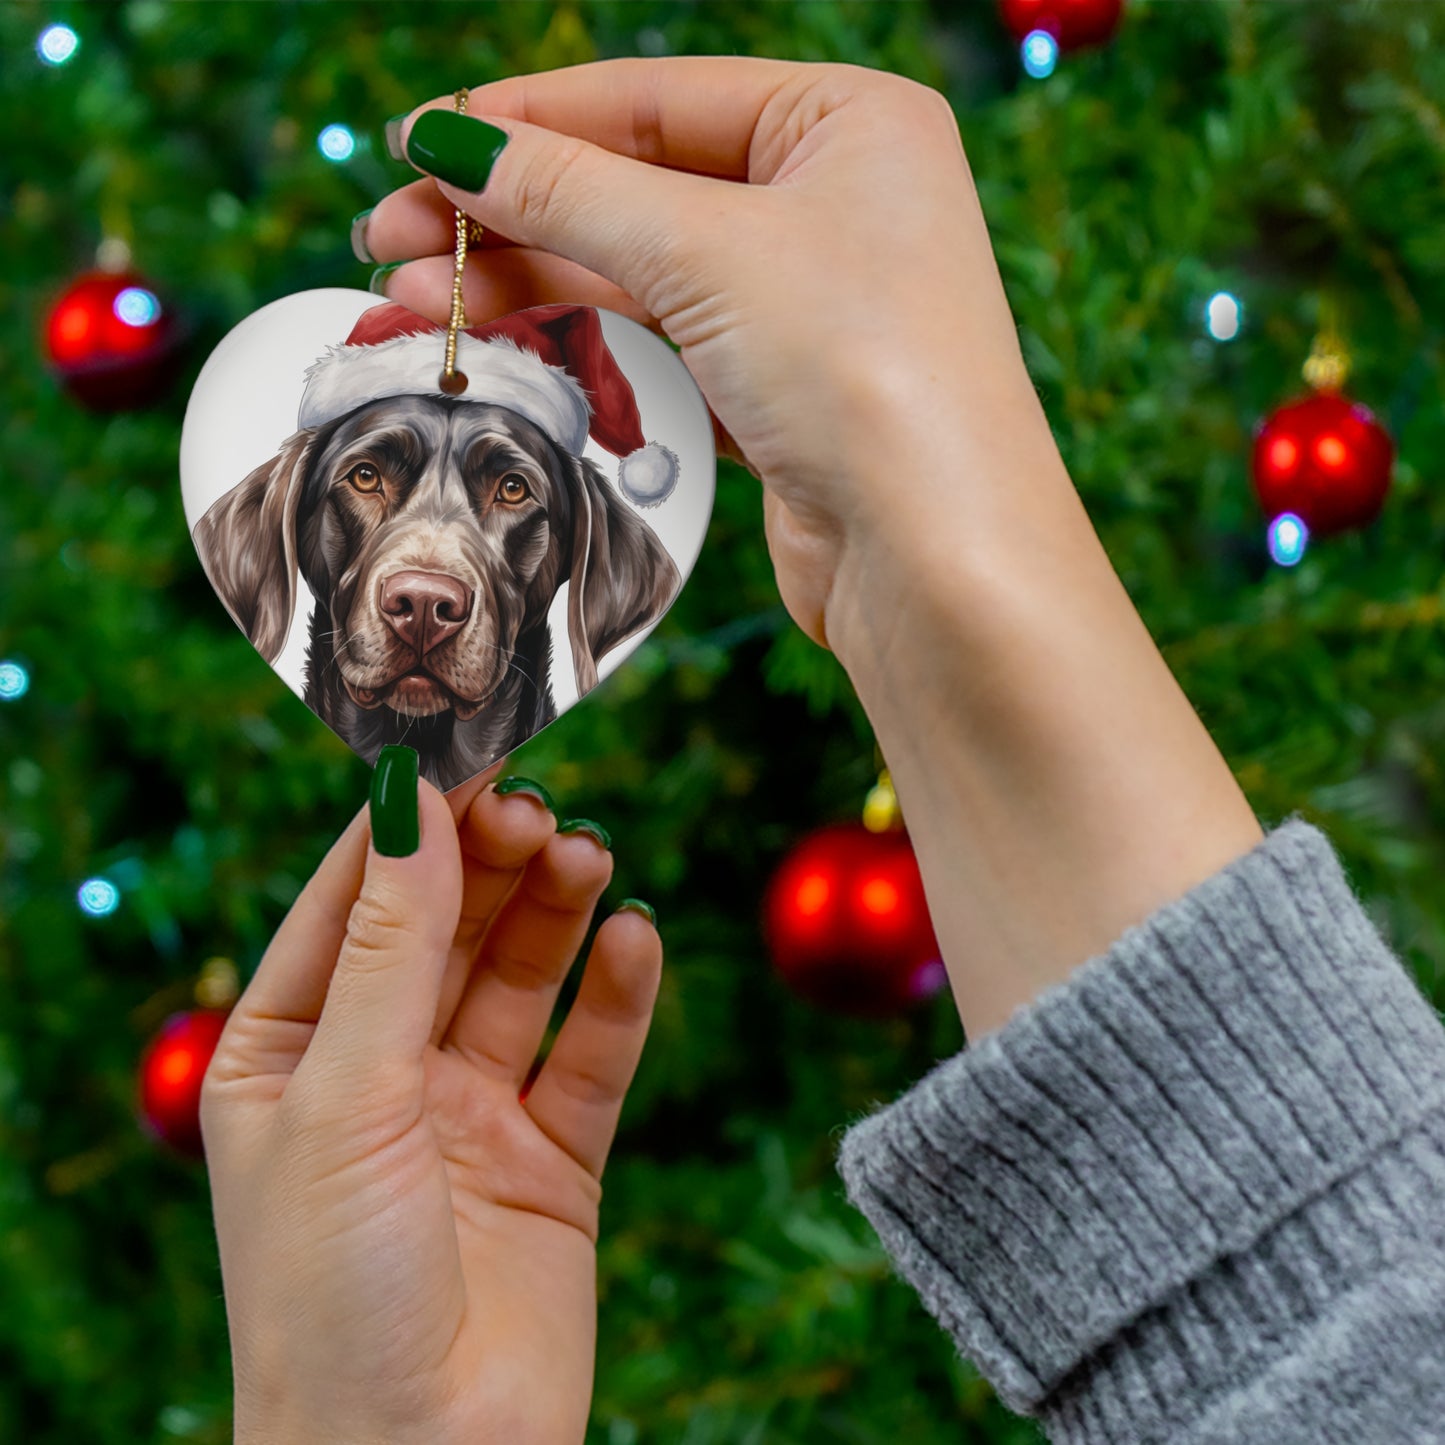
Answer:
[37,24,79,66]
[113,286,162,328]
[0,660,29,701]
[77,877,121,917]
[317,124,356,162]
[1267,512,1309,567]
[1205,291,1242,342]
[1022,30,1060,78]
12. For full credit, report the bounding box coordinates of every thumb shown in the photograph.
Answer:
[397,106,735,315]
[303,746,463,1088]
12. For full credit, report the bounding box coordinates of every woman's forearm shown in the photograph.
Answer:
[826,379,1263,1040]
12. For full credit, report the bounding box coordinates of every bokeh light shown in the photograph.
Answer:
[859,876,901,919]
[77,877,121,918]
[793,872,831,918]
[1267,512,1309,567]
[1021,30,1059,79]
[37,24,79,66]
[114,287,161,328]
[317,124,356,162]
[1205,291,1242,341]
[0,660,29,701]
[1267,435,1299,476]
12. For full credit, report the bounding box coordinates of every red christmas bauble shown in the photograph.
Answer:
[998,0,1124,49]
[1251,392,1394,537]
[137,1009,230,1157]
[44,270,182,410]
[763,823,945,1017]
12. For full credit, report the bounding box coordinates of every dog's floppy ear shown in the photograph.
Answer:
[564,455,681,695]
[192,429,313,663]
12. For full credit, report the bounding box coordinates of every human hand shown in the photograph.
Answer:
[201,754,661,1445]
[360,60,1260,1045]
[360,57,1059,655]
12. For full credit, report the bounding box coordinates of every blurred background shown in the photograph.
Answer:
[3,2,1444,1441]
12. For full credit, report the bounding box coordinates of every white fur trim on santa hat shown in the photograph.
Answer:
[297,331,591,449]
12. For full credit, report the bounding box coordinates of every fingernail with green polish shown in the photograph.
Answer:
[617,898,657,926]
[350,208,375,264]
[559,818,612,851]
[371,745,420,857]
[369,261,404,296]
[494,775,555,812]
[405,110,509,192]
[384,113,409,162]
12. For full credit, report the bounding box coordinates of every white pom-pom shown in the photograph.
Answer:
[618,441,679,508]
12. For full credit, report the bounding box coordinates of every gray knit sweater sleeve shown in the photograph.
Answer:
[836,820,1445,1443]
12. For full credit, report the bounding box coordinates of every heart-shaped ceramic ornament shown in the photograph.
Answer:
[180,290,715,792]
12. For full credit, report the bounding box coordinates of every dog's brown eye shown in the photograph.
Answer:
[497,473,529,504]
[347,463,382,493]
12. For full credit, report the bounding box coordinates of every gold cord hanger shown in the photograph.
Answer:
[439,88,479,394]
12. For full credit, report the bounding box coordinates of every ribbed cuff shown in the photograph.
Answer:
[837,819,1445,1436]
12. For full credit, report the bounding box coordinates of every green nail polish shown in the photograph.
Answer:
[370,745,419,857]
[494,775,555,812]
[384,113,409,161]
[350,208,375,264]
[617,898,656,926]
[559,818,612,850]
[405,110,509,192]
[368,261,404,296]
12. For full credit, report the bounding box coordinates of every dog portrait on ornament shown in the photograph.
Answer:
[181,298,713,792]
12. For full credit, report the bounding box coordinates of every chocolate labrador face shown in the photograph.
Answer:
[193,394,680,789]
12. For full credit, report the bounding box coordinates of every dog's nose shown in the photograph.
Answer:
[379,570,473,656]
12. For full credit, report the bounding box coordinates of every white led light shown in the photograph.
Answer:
[114,287,161,328]
[1267,512,1308,567]
[38,24,79,66]
[1205,291,1243,342]
[318,124,356,162]
[1022,30,1059,80]
[0,660,29,700]
[78,878,121,917]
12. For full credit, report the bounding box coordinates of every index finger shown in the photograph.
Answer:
[424,55,810,182]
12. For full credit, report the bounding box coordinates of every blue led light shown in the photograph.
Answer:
[1267,512,1309,567]
[78,877,121,918]
[114,286,161,328]
[1022,29,1059,79]
[318,124,357,162]
[0,660,28,701]
[1205,291,1242,342]
[37,24,79,66]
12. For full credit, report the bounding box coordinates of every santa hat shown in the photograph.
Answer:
[296,302,679,507]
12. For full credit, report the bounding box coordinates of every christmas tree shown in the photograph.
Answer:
[3,3,1444,1442]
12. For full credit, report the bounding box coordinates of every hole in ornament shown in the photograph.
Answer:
[438,368,468,396]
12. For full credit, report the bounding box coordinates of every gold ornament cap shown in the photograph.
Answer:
[863,768,902,833]
[1303,297,1350,392]
[195,956,240,1010]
